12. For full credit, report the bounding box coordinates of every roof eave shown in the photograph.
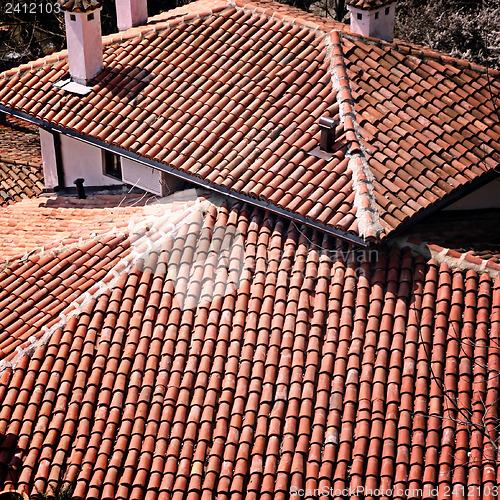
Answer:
[385,167,500,242]
[0,105,374,249]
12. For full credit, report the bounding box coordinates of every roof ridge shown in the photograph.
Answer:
[0,192,207,266]
[232,0,345,32]
[395,235,500,279]
[2,0,497,82]
[0,195,209,372]
[328,30,384,241]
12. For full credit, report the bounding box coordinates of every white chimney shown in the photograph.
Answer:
[347,1,396,42]
[115,0,148,31]
[61,0,104,85]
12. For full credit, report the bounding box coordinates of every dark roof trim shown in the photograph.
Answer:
[0,105,372,248]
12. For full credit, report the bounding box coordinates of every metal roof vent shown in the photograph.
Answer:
[319,117,339,153]
[308,116,341,161]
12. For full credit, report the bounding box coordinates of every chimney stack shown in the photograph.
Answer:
[60,0,104,85]
[346,0,396,42]
[115,0,148,31]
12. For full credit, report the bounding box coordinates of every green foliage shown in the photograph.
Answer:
[395,0,500,70]
[0,493,25,500]
[1,0,498,72]
[31,484,75,500]
[310,0,348,21]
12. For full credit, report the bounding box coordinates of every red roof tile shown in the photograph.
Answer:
[0,195,498,499]
[0,119,41,168]
[0,162,43,207]
[60,0,102,13]
[0,193,164,262]
[0,119,43,207]
[347,0,394,10]
[0,0,498,245]
[395,210,500,277]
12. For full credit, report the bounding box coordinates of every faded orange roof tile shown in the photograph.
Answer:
[0,2,498,242]
[0,194,498,498]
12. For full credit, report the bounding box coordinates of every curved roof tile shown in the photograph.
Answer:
[0,196,499,498]
[347,0,395,10]
[0,0,498,245]
[59,0,102,13]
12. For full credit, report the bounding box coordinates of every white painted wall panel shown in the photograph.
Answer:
[39,128,59,190]
[60,135,121,188]
[444,178,500,210]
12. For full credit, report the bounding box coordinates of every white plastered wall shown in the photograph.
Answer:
[39,128,59,189]
[64,8,103,84]
[60,135,123,188]
[348,3,395,42]
[121,157,184,196]
[444,177,500,210]
[115,0,148,31]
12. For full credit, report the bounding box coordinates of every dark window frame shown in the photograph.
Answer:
[104,151,122,180]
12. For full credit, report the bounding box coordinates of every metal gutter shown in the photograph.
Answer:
[0,105,372,248]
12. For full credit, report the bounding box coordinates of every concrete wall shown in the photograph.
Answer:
[39,128,59,189]
[444,178,500,210]
[60,135,122,188]
[65,9,103,84]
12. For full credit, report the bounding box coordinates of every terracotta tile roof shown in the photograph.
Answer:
[394,210,500,277]
[0,120,41,167]
[0,195,499,499]
[0,193,164,263]
[0,119,43,207]
[347,0,394,10]
[0,0,499,244]
[0,162,43,207]
[59,0,102,13]
[339,34,500,236]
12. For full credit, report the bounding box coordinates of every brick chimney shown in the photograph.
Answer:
[115,0,148,31]
[60,0,104,85]
[346,0,396,42]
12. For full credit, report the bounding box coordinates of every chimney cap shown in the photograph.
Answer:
[319,117,338,130]
[347,0,395,10]
[59,0,102,13]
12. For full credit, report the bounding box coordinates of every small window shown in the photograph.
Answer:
[104,151,122,180]
[375,11,379,19]
[87,12,94,21]
[70,14,76,21]
[385,6,390,15]
[357,12,362,20]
